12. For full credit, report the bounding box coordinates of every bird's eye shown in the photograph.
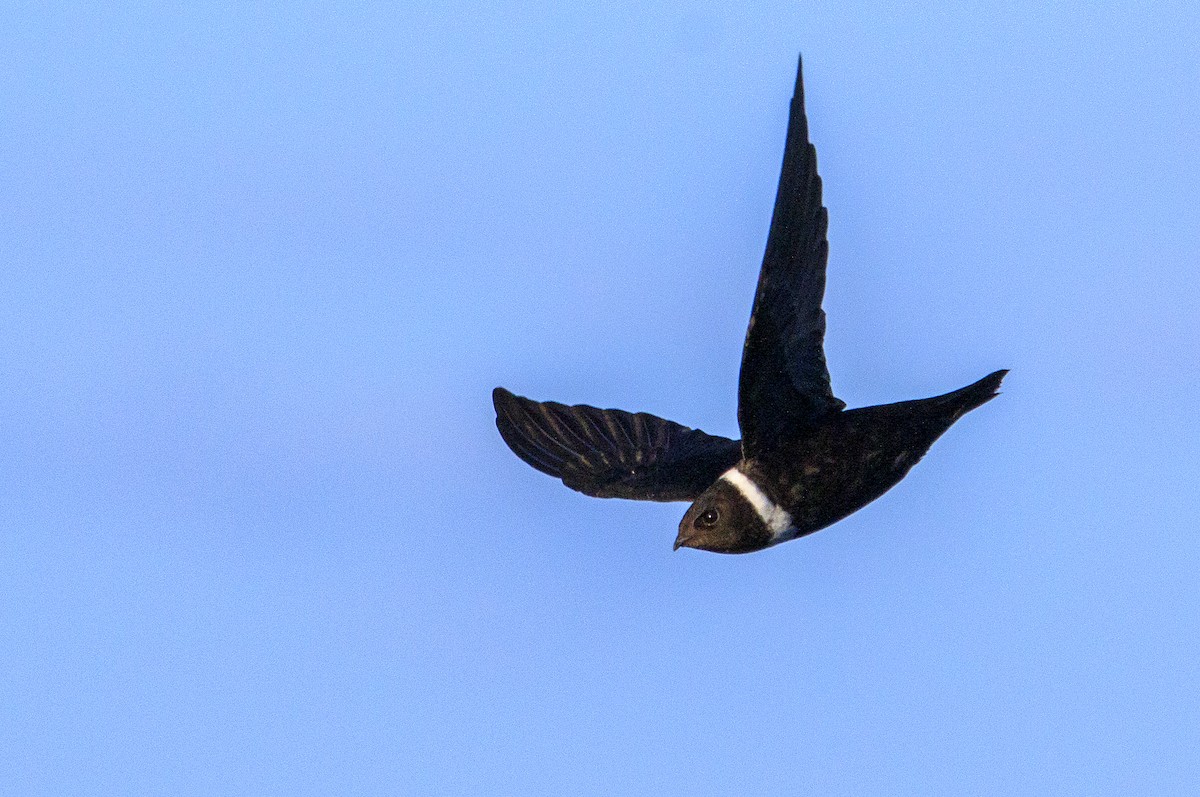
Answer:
[697,508,720,528]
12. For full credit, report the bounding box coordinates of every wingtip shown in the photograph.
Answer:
[492,385,514,408]
[794,53,805,100]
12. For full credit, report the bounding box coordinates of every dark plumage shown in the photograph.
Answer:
[493,56,1006,554]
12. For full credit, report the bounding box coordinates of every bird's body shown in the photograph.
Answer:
[674,371,1006,553]
[493,56,1005,554]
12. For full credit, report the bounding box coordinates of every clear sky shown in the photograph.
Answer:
[3,2,1199,794]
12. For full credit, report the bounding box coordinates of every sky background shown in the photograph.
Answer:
[3,2,1199,794]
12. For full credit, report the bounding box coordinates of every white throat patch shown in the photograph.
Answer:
[720,467,796,543]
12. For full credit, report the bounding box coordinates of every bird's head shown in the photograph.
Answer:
[675,478,774,554]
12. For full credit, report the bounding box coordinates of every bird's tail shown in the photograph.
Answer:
[932,369,1009,418]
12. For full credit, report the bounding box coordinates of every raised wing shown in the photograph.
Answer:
[493,387,741,502]
[738,55,845,459]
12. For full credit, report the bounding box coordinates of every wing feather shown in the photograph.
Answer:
[493,387,741,502]
[738,56,844,459]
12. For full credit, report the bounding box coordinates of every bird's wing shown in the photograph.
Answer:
[738,55,845,459]
[493,387,741,502]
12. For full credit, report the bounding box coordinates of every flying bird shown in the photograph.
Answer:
[493,56,1006,554]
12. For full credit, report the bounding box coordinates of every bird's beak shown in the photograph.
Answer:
[673,533,691,551]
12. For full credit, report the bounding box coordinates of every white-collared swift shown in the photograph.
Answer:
[493,56,1006,554]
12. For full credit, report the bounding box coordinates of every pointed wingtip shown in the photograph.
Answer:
[492,386,516,414]
[794,53,805,100]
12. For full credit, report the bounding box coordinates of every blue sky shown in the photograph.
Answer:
[3,2,1199,794]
